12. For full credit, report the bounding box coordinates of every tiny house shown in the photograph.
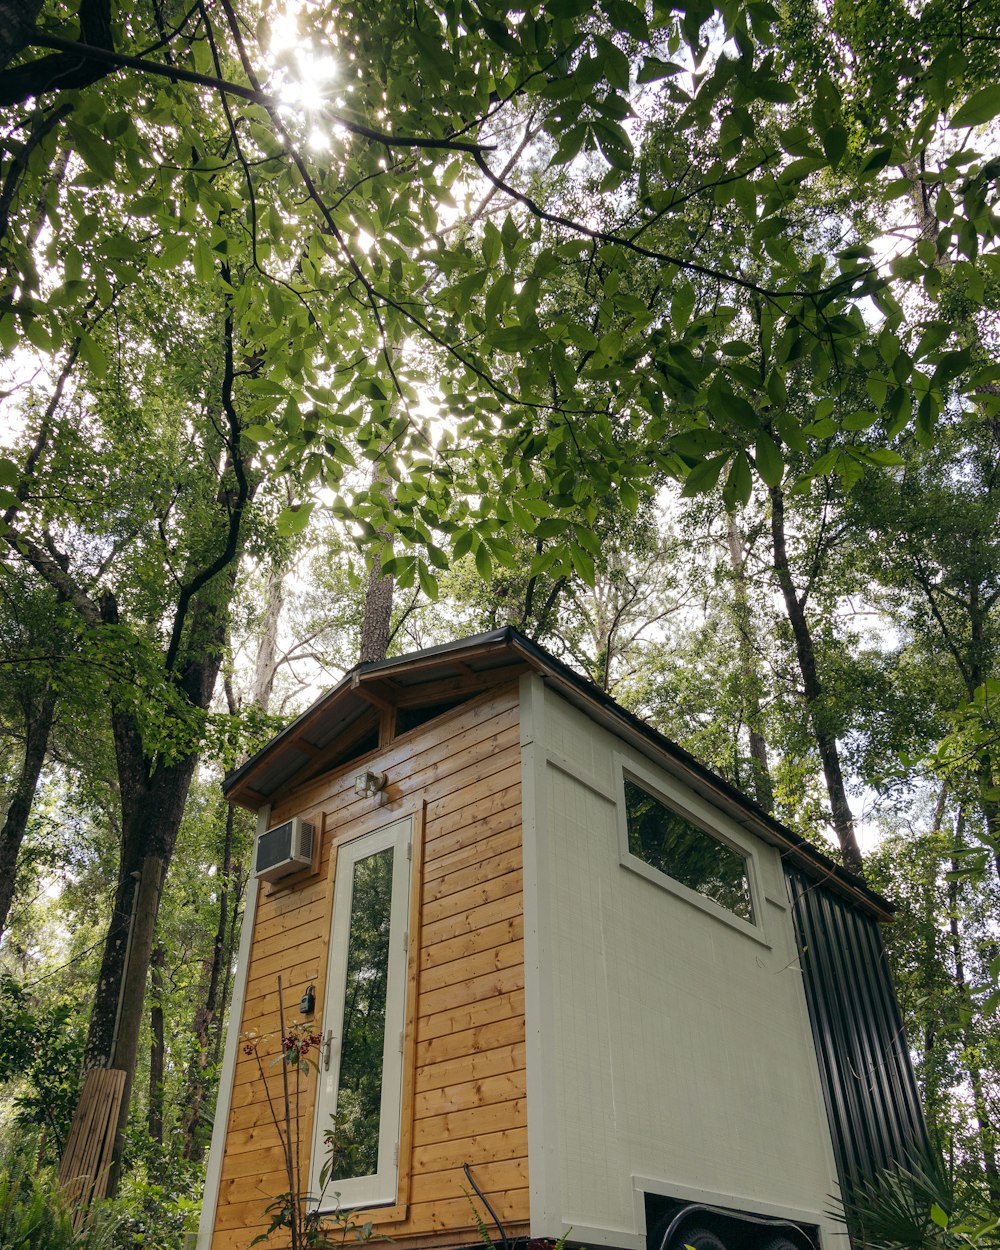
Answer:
[198,629,927,1250]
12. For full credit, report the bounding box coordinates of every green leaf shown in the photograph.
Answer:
[417,560,439,601]
[708,378,757,430]
[637,57,683,84]
[481,17,519,54]
[950,84,1000,128]
[193,239,215,282]
[724,450,752,507]
[600,0,649,38]
[929,1204,949,1230]
[671,282,695,333]
[482,222,501,267]
[474,541,493,580]
[681,454,727,496]
[276,502,314,536]
[77,332,108,378]
[71,125,116,181]
[592,118,633,170]
[821,124,848,166]
[754,433,783,487]
[571,540,595,585]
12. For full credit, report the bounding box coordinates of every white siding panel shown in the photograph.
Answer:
[529,686,842,1248]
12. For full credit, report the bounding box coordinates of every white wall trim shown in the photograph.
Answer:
[613,752,771,948]
[544,749,617,803]
[196,804,269,1250]
[520,674,563,1239]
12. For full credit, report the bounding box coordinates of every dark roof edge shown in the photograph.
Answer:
[224,625,893,920]
[501,629,895,922]
[221,629,515,799]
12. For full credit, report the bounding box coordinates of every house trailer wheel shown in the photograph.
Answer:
[759,1239,807,1250]
[664,1225,730,1250]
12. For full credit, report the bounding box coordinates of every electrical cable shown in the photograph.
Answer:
[463,1161,510,1250]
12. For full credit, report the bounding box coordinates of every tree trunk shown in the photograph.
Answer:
[0,0,42,70]
[213,857,246,1067]
[726,516,774,812]
[250,562,286,713]
[770,486,864,876]
[0,681,56,939]
[359,459,395,664]
[148,944,165,1145]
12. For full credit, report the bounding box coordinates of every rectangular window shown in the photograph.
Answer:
[623,776,754,923]
[312,817,412,1209]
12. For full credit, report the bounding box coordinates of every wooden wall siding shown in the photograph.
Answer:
[211,685,530,1250]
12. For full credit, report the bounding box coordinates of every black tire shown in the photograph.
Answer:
[759,1238,808,1250]
[666,1225,729,1250]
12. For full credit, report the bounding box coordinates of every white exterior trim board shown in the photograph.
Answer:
[196,803,270,1250]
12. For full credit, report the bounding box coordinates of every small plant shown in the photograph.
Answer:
[243,978,378,1250]
[838,1155,999,1250]
[463,1170,572,1250]
[0,1143,125,1250]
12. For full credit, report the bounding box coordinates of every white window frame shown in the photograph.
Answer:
[311,817,412,1210]
[613,754,765,942]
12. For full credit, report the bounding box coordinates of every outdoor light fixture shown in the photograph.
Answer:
[354,769,387,799]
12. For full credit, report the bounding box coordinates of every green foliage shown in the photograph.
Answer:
[0,975,84,1156]
[840,1154,999,1250]
[0,1145,124,1250]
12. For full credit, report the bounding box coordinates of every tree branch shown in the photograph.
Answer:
[9,33,493,154]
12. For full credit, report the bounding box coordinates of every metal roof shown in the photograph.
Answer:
[224,627,894,920]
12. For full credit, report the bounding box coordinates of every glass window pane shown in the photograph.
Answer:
[624,778,754,922]
[331,844,394,1180]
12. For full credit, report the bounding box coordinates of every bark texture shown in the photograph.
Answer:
[0,0,43,70]
[770,486,864,876]
[726,516,774,812]
[0,680,56,939]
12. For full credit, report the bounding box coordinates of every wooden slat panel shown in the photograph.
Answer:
[415,1041,525,1093]
[422,864,522,928]
[423,821,522,886]
[411,1126,529,1174]
[270,691,519,821]
[418,961,524,1021]
[213,683,527,1250]
[408,1156,527,1203]
[422,845,522,909]
[415,1014,525,1068]
[412,1097,527,1147]
[424,766,520,834]
[421,914,523,975]
[417,988,525,1043]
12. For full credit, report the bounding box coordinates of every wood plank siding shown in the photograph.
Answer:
[210,684,529,1250]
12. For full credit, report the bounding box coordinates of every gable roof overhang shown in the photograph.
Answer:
[224,627,894,922]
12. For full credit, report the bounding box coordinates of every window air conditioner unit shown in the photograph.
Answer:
[255,817,316,882]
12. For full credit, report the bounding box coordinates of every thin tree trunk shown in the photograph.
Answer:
[770,486,864,876]
[726,516,774,812]
[213,859,245,1067]
[948,806,1000,1203]
[359,458,395,664]
[250,562,286,713]
[0,681,56,939]
[148,944,166,1145]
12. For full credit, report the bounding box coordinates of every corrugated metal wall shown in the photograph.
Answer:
[785,868,929,1190]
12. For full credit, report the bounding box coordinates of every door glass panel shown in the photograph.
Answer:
[330,844,394,1180]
